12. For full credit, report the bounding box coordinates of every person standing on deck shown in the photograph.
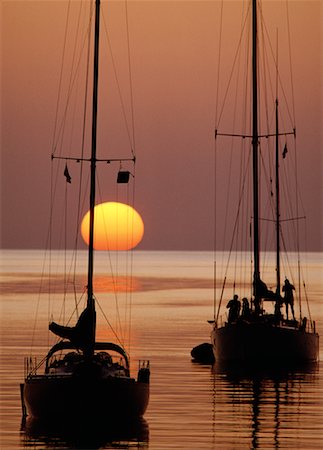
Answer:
[241,297,250,319]
[282,278,295,320]
[226,295,241,323]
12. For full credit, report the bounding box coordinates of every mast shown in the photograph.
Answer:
[87,0,101,350]
[275,99,281,295]
[252,0,260,310]
[88,0,100,302]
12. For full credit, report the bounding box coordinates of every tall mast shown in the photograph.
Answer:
[275,100,281,295]
[252,0,260,305]
[87,0,101,310]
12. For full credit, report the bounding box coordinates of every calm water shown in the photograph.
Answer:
[1,250,323,449]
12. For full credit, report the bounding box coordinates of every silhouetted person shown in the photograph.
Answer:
[227,294,241,323]
[300,316,307,331]
[241,297,250,318]
[282,278,295,320]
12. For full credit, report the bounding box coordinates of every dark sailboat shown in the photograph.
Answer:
[211,0,319,364]
[21,0,150,422]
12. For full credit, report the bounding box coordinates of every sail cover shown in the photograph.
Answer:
[254,278,278,300]
[49,306,96,354]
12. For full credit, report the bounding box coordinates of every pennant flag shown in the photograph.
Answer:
[64,164,71,183]
[282,144,288,159]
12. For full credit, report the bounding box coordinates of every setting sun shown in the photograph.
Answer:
[81,202,144,250]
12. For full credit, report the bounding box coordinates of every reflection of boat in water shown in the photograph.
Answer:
[210,0,319,364]
[21,0,149,425]
[23,415,149,449]
[212,362,319,449]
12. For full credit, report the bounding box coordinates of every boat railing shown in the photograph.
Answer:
[138,360,150,370]
[137,360,150,383]
[300,317,317,334]
[24,356,38,378]
[284,316,317,334]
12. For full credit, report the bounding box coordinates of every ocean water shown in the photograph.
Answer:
[1,250,323,449]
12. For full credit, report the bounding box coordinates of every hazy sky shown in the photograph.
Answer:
[1,1,322,251]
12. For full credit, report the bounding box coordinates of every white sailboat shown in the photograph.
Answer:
[21,0,150,422]
[211,0,319,365]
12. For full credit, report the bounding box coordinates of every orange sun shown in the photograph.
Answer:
[81,202,144,251]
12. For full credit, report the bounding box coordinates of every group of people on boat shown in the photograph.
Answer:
[226,295,250,322]
[226,278,296,323]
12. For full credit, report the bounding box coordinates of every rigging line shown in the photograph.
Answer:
[96,177,124,343]
[213,0,224,318]
[280,156,295,229]
[213,137,218,320]
[30,243,52,355]
[126,165,137,357]
[47,161,70,341]
[293,136,302,310]
[55,193,74,325]
[279,0,302,254]
[46,145,55,350]
[96,296,127,352]
[286,144,307,219]
[216,4,250,277]
[115,182,122,341]
[224,5,250,283]
[300,220,310,315]
[122,182,131,348]
[279,230,298,290]
[258,4,294,129]
[259,15,276,187]
[221,136,241,259]
[63,175,69,322]
[117,176,136,353]
[51,0,71,155]
[46,1,81,338]
[52,5,95,157]
[281,139,303,253]
[125,0,136,156]
[66,1,88,155]
[240,20,252,280]
[235,25,251,282]
[216,276,227,325]
[258,2,275,111]
[302,282,313,328]
[285,0,296,126]
[230,148,252,253]
[221,138,232,258]
[72,2,94,312]
[101,9,133,152]
[234,146,245,285]
[231,5,248,279]
[49,8,95,269]
[258,142,276,230]
[216,1,251,128]
[214,0,223,128]
[216,149,252,319]
[50,290,87,336]
[300,251,314,325]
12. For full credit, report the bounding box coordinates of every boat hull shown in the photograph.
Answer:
[23,374,149,420]
[212,322,319,364]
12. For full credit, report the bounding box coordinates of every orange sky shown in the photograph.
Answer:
[1,1,322,251]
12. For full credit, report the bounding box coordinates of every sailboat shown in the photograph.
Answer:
[21,0,150,422]
[211,0,319,364]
